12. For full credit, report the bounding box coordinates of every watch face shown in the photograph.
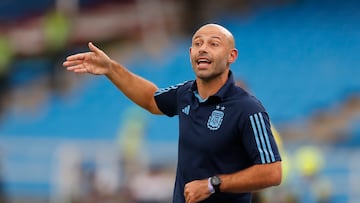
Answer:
[211,176,221,185]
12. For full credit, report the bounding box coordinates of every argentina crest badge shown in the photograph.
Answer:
[207,105,225,130]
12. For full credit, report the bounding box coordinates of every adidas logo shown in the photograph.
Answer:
[182,105,190,115]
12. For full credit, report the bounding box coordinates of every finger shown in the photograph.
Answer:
[73,68,89,74]
[66,64,85,71]
[63,60,84,67]
[88,42,103,55]
[68,66,88,74]
[66,53,87,61]
[184,191,192,203]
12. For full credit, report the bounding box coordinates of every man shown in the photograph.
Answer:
[63,23,282,203]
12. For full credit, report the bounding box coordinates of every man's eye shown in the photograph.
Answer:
[211,43,219,47]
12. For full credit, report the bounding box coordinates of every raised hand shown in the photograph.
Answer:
[63,42,112,75]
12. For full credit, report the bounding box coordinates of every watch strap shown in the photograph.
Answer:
[208,177,215,194]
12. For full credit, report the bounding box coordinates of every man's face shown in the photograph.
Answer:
[190,25,237,81]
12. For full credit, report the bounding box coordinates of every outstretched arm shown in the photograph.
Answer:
[63,42,162,114]
[184,161,282,203]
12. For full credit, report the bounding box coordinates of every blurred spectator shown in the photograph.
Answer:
[42,9,71,94]
[52,144,82,203]
[43,10,71,54]
[292,146,333,203]
[129,163,174,203]
[76,159,99,203]
[117,106,149,184]
[0,34,14,118]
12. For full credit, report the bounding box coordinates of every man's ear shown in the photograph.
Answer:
[228,48,238,63]
[189,47,192,63]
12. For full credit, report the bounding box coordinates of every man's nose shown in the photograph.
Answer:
[198,44,208,53]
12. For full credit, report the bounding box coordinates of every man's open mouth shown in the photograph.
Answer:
[197,58,211,65]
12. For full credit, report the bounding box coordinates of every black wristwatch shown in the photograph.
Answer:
[210,175,222,193]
